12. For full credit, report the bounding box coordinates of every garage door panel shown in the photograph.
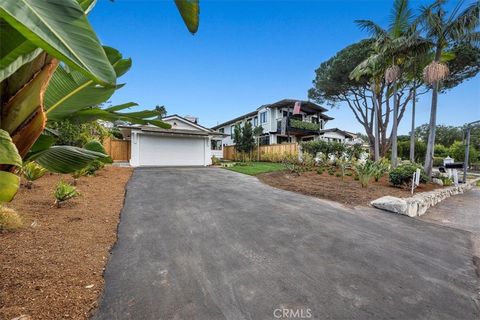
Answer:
[138,135,205,166]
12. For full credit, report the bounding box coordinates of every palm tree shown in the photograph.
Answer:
[353,0,423,166]
[419,0,480,176]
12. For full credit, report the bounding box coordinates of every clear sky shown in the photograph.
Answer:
[89,0,480,134]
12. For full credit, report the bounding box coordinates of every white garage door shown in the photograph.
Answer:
[138,134,206,166]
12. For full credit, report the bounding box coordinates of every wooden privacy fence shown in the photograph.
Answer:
[103,138,130,161]
[223,143,299,161]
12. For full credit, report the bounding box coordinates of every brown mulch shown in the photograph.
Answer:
[257,170,441,207]
[0,166,132,320]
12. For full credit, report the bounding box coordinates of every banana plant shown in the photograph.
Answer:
[0,0,200,202]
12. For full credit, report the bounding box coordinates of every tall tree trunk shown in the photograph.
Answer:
[391,81,398,167]
[409,84,416,162]
[424,47,442,176]
[371,83,380,161]
[424,80,438,176]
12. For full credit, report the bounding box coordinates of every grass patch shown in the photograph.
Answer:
[225,162,285,176]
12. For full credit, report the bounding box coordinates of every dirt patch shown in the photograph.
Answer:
[0,166,132,320]
[258,170,441,207]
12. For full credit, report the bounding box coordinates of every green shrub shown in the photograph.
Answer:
[84,140,112,163]
[211,155,221,165]
[389,163,428,188]
[433,157,444,167]
[335,172,342,178]
[327,167,336,175]
[54,181,79,208]
[355,160,376,187]
[434,144,449,157]
[301,140,346,159]
[301,152,316,171]
[21,161,47,189]
[316,167,324,175]
[372,158,390,182]
[397,140,427,163]
[281,153,302,175]
[0,206,23,232]
[345,172,353,176]
[335,155,352,179]
[83,160,105,176]
[440,176,453,186]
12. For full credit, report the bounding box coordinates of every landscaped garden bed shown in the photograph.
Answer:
[0,166,132,319]
[258,170,441,207]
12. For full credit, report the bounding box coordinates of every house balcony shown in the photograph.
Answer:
[276,117,320,136]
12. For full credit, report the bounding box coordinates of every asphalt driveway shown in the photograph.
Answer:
[93,168,479,320]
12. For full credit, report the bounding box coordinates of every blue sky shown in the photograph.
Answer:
[89,0,480,134]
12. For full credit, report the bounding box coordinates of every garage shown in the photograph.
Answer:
[137,134,207,166]
[119,115,224,167]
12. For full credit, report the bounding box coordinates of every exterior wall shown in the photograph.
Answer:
[163,118,198,131]
[319,131,348,143]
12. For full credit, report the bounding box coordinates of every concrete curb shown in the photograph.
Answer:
[371,178,480,217]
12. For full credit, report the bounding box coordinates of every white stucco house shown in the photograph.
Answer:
[119,115,224,167]
[318,128,364,145]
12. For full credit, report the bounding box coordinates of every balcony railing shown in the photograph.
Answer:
[276,117,320,134]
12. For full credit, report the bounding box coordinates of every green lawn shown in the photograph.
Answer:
[225,162,285,176]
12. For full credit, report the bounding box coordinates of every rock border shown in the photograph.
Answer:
[371,178,480,217]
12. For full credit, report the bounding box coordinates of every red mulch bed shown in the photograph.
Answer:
[258,170,441,207]
[0,166,132,320]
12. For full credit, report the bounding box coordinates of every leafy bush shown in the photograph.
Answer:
[448,141,480,164]
[84,140,112,163]
[211,155,221,165]
[433,157,444,167]
[389,163,428,188]
[434,144,449,157]
[355,160,376,187]
[372,158,390,182]
[54,181,79,208]
[301,140,345,159]
[397,140,427,163]
[440,176,453,186]
[21,162,47,189]
[47,120,110,147]
[335,172,342,177]
[301,152,316,171]
[84,160,105,176]
[327,167,336,175]
[281,153,303,175]
[316,167,325,175]
[0,206,23,232]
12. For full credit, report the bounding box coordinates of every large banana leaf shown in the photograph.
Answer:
[70,103,172,128]
[44,46,131,121]
[175,0,200,34]
[0,0,115,86]
[0,129,22,202]
[29,145,110,173]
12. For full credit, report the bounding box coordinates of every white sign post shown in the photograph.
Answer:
[411,168,421,195]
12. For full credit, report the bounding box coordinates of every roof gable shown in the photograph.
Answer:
[162,115,212,132]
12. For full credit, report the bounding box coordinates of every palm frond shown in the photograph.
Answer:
[355,20,388,39]
[445,1,480,41]
[389,0,413,37]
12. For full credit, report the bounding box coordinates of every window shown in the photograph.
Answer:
[219,128,224,133]
[230,125,235,136]
[260,111,267,123]
[259,135,270,145]
[283,110,289,117]
[211,140,222,150]
[253,117,258,126]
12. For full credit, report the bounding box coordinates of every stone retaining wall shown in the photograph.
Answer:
[371,178,480,217]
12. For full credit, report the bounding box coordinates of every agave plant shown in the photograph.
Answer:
[21,161,47,189]
[0,0,200,202]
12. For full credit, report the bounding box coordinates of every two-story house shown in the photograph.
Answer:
[211,99,335,145]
